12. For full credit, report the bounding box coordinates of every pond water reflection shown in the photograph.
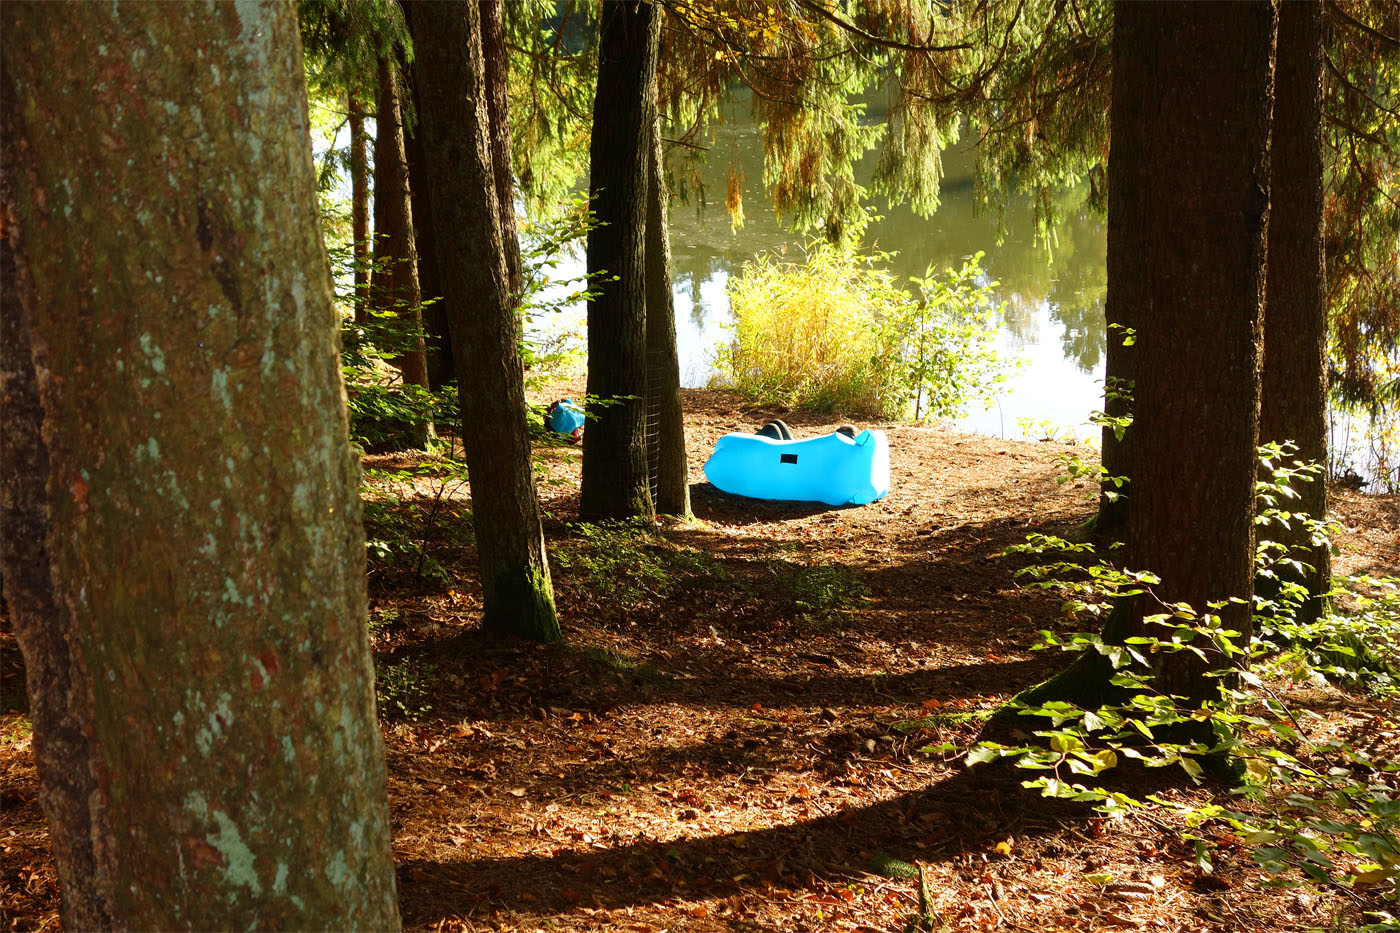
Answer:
[657,120,1110,441]
[531,125,1111,439]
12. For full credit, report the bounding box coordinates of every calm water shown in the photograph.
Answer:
[536,119,1111,442]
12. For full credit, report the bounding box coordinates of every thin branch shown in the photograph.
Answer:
[1325,0,1400,48]
[506,42,585,64]
[794,0,973,53]
[1322,110,1390,149]
[661,135,709,151]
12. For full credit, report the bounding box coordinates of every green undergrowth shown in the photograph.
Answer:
[374,657,436,722]
[362,459,472,589]
[551,519,731,611]
[894,709,992,733]
[947,447,1400,924]
[579,646,675,687]
[550,522,877,634]
[783,562,872,626]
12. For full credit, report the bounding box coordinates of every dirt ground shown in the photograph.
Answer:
[2,386,1397,932]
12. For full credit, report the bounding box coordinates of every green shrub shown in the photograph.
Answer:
[715,243,899,415]
[884,252,1017,421]
[784,561,870,623]
[714,244,1013,420]
[374,658,434,721]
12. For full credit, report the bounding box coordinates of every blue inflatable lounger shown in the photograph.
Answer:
[703,429,891,506]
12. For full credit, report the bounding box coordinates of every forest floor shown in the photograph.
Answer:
[2,385,1398,932]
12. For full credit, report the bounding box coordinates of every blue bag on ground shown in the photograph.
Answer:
[703,429,890,506]
[547,399,585,436]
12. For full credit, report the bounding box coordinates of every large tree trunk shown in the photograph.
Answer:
[404,0,561,642]
[401,71,454,392]
[350,87,371,326]
[645,112,692,518]
[1259,0,1330,626]
[581,0,660,522]
[1116,0,1274,705]
[0,3,400,928]
[371,53,432,445]
[1007,1,1275,718]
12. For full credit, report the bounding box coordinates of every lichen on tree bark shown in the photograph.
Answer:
[0,2,400,927]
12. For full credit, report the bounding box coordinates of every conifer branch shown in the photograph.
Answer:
[793,0,972,54]
[1325,1,1399,48]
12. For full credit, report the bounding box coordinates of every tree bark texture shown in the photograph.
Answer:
[1097,2,1143,539]
[401,68,454,392]
[1,213,111,930]
[1260,0,1330,625]
[1115,0,1275,704]
[645,114,692,518]
[350,88,371,326]
[371,53,432,420]
[480,0,523,303]
[0,2,400,928]
[404,0,561,642]
[581,0,661,522]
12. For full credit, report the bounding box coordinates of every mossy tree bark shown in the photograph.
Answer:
[645,110,692,518]
[581,0,660,522]
[1008,1,1276,720]
[0,2,399,928]
[371,53,432,446]
[1259,0,1330,626]
[404,0,561,642]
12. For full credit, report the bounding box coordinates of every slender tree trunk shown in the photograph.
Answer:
[404,0,561,642]
[1005,1,1275,718]
[350,87,371,326]
[480,0,522,303]
[581,0,660,522]
[371,53,432,446]
[645,111,692,517]
[0,3,399,927]
[1260,0,1330,625]
[401,68,454,391]
[1096,1,1140,539]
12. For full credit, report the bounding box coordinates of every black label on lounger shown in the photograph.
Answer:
[780,453,798,464]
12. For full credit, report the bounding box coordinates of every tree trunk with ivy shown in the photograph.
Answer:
[371,53,432,446]
[1259,0,1330,626]
[1007,1,1275,717]
[404,0,561,642]
[645,111,692,518]
[581,0,660,522]
[0,3,399,927]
